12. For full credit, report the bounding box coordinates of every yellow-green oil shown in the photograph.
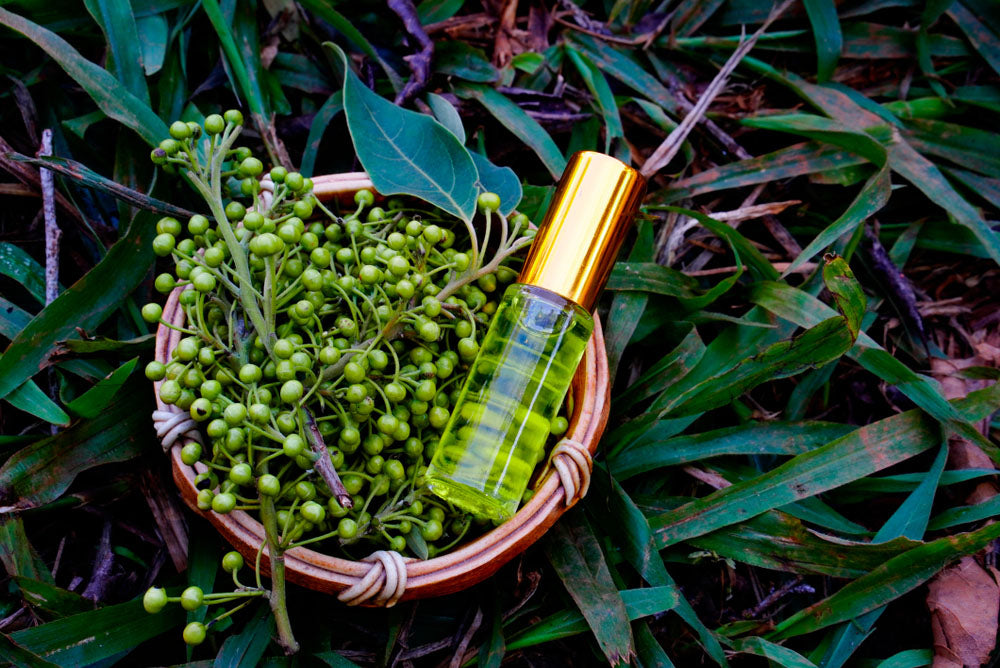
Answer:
[426,284,593,520]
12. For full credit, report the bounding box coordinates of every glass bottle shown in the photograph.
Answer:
[426,151,646,520]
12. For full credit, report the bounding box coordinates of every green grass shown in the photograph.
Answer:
[0,0,999,665]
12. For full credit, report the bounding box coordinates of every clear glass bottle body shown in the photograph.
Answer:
[426,283,593,520]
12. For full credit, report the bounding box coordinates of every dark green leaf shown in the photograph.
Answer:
[732,636,817,667]
[300,92,343,178]
[56,334,154,356]
[0,633,59,668]
[213,603,274,668]
[135,13,167,75]
[10,597,184,665]
[0,7,168,146]
[10,154,199,219]
[506,587,680,651]
[948,0,1000,77]
[0,242,53,306]
[65,357,137,418]
[771,520,1000,639]
[13,577,93,618]
[0,211,155,404]
[469,153,521,216]
[5,380,70,426]
[84,0,150,105]
[648,384,1000,547]
[454,83,567,180]
[329,44,478,223]
[426,92,466,142]
[543,510,633,665]
[314,651,363,667]
[0,375,149,511]
[0,517,53,583]
[200,0,265,119]
[434,41,497,82]
[802,0,843,81]
[567,34,679,114]
[606,219,654,383]
[609,421,854,480]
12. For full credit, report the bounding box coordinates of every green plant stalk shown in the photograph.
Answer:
[185,127,274,356]
[259,491,298,654]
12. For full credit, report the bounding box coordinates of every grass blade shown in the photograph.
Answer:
[802,0,843,81]
[648,384,1000,548]
[947,0,1000,77]
[84,0,150,105]
[10,154,198,218]
[543,511,633,664]
[0,375,148,511]
[0,211,155,405]
[453,83,567,179]
[771,520,1000,639]
[300,92,343,178]
[0,7,167,146]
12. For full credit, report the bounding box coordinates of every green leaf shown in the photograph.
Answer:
[875,649,933,668]
[543,510,633,665]
[0,633,59,668]
[469,153,521,216]
[784,165,891,275]
[329,43,478,223]
[5,380,70,426]
[750,281,999,455]
[818,443,948,668]
[434,41,498,82]
[663,141,867,201]
[9,597,184,665]
[567,34,679,114]
[200,0,265,119]
[213,603,274,667]
[771,520,1000,639]
[56,334,154,356]
[506,587,680,652]
[9,154,198,219]
[0,242,53,306]
[609,421,854,480]
[947,0,1000,78]
[732,637,817,667]
[416,0,464,24]
[454,83,567,180]
[64,357,137,418]
[300,92,343,178]
[297,0,401,91]
[605,220,654,383]
[612,324,705,413]
[0,517,53,583]
[648,384,1000,548]
[426,92,466,142]
[0,375,149,511]
[314,651,364,667]
[135,12,167,75]
[0,211,155,404]
[0,7,168,146]
[13,577,93,618]
[566,46,624,154]
[802,0,843,81]
[84,0,150,105]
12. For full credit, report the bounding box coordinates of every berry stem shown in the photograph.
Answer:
[259,487,299,654]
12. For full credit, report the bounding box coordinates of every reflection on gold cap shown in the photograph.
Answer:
[518,151,646,311]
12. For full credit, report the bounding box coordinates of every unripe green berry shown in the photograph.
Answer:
[183,621,207,645]
[180,586,204,611]
[224,109,244,126]
[143,587,168,613]
[205,114,225,134]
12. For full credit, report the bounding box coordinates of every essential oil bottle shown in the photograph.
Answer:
[426,151,646,520]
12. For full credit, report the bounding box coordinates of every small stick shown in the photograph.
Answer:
[388,0,434,106]
[301,406,353,508]
[38,129,60,306]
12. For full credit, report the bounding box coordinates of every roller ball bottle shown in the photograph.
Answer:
[426,151,646,520]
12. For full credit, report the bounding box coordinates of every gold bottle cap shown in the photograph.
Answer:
[518,151,646,311]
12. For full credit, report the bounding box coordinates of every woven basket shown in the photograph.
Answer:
[151,174,611,604]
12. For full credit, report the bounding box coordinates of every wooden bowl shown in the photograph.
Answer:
[152,176,611,602]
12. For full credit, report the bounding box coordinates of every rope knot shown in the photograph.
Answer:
[337,550,408,607]
[152,408,203,452]
[551,438,593,506]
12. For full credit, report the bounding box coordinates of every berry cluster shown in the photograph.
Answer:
[143,112,551,567]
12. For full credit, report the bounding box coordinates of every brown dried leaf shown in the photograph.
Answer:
[927,557,1000,668]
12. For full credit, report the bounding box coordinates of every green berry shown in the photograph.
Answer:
[225,201,246,221]
[222,551,244,572]
[258,474,281,496]
[211,492,237,513]
[338,517,358,539]
[180,585,204,611]
[224,109,244,126]
[205,114,225,134]
[141,303,163,323]
[152,233,175,257]
[143,587,168,613]
[477,192,501,212]
[284,172,304,192]
[183,621,207,646]
[354,189,374,207]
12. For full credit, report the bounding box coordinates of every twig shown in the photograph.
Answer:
[388,0,434,106]
[639,0,796,178]
[82,520,114,602]
[38,130,59,307]
[301,406,353,508]
[449,607,483,668]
